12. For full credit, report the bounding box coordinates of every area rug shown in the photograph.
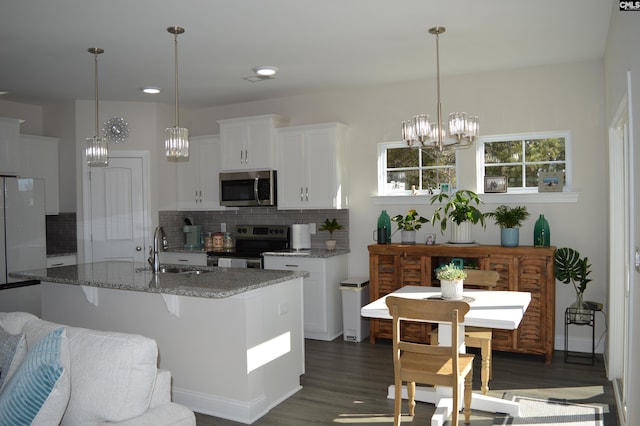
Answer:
[492,393,604,425]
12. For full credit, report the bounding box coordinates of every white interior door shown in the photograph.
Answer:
[87,154,148,263]
[608,80,633,424]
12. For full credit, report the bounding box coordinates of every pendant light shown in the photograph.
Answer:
[401,27,479,150]
[86,47,108,167]
[165,26,189,158]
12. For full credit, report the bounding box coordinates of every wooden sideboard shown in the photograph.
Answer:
[368,244,556,363]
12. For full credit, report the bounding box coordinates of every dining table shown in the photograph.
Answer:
[360,285,531,426]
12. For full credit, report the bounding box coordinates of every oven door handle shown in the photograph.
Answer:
[254,177,261,205]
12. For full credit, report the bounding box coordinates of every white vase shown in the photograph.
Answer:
[401,230,416,245]
[325,240,337,251]
[450,221,473,244]
[440,279,464,300]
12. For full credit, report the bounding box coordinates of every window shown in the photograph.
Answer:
[479,131,570,192]
[378,141,457,195]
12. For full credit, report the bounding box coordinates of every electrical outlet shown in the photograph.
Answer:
[220,222,226,232]
[309,223,316,234]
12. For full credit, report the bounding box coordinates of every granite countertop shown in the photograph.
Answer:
[261,248,350,258]
[163,247,350,258]
[10,261,308,299]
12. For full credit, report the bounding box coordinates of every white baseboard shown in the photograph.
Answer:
[172,385,302,424]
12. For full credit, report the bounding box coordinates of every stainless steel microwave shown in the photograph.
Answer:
[219,170,277,207]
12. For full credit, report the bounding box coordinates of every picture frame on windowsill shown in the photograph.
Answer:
[538,172,564,192]
[484,176,507,193]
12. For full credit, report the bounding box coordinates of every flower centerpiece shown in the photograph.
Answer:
[391,209,429,244]
[436,262,467,300]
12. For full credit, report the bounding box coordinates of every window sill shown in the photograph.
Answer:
[371,191,580,205]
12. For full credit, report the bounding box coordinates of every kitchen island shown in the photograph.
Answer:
[11,261,307,424]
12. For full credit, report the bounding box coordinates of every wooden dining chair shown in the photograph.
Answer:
[386,296,474,426]
[430,269,499,395]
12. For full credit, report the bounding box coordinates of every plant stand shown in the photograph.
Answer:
[564,307,596,365]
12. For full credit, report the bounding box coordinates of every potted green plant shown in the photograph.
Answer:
[391,209,429,244]
[554,247,592,323]
[319,218,343,250]
[430,189,486,244]
[485,205,530,247]
[436,262,468,300]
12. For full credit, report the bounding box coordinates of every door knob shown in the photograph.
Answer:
[136,246,142,251]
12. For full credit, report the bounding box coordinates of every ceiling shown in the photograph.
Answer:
[0,0,613,109]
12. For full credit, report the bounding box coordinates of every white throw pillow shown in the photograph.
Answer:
[23,319,158,424]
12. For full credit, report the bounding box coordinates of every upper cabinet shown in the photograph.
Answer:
[177,134,227,211]
[19,135,60,215]
[276,122,348,210]
[218,114,287,171]
[0,117,21,176]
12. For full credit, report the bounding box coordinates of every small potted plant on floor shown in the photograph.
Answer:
[436,262,467,300]
[430,189,486,244]
[391,209,429,244]
[554,247,592,324]
[319,218,342,251]
[485,205,530,247]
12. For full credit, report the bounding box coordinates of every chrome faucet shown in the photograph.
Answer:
[149,226,165,273]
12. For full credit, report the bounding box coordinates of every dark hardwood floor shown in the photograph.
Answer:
[195,338,617,425]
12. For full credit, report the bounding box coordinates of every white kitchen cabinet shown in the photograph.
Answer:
[20,135,60,214]
[177,134,226,211]
[46,254,77,268]
[276,122,348,210]
[263,254,348,341]
[0,117,21,176]
[218,114,287,171]
[159,251,207,266]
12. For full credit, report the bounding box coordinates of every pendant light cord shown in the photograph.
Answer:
[94,50,99,137]
[173,29,180,128]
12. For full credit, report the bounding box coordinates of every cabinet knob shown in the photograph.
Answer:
[136,246,142,251]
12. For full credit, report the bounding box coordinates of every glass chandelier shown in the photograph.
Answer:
[165,26,189,158]
[401,27,479,150]
[86,47,108,167]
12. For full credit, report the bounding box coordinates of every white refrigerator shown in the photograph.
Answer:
[0,177,46,286]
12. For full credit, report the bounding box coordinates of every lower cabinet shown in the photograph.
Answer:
[159,251,207,267]
[368,244,556,363]
[264,254,348,341]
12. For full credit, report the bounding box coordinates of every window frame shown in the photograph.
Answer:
[377,141,459,196]
[475,131,572,194]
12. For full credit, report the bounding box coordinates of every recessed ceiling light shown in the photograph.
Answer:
[142,87,161,94]
[253,66,278,77]
[0,91,7,96]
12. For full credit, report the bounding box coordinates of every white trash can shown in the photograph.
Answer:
[340,278,370,342]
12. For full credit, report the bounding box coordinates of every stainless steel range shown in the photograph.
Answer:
[207,225,290,269]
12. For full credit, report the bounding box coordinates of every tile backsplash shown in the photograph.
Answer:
[159,208,349,250]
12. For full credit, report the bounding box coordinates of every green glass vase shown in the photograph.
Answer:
[533,214,550,247]
[377,210,392,244]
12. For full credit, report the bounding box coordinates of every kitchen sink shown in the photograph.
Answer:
[136,266,212,275]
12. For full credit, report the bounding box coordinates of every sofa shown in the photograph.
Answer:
[0,312,196,425]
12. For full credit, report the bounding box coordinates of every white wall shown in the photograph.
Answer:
[604,5,640,425]
[192,60,608,352]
